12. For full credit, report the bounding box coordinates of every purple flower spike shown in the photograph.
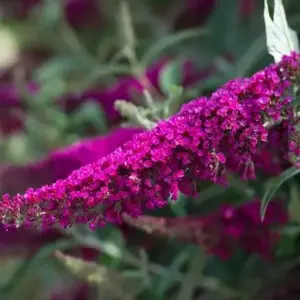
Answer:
[1,52,299,230]
[0,127,143,195]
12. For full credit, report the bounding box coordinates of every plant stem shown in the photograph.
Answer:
[117,0,157,109]
[176,250,204,300]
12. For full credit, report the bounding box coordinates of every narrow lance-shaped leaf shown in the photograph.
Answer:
[157,247,193,297]
[288,181,300,223]
[264,0,299,62]
[159,60,183,95]
[168,192,187,217]
[260,167,300,220]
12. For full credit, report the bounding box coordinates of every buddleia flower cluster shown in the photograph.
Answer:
[0,52,299,230]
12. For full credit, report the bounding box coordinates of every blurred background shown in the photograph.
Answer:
[1,0,300,299]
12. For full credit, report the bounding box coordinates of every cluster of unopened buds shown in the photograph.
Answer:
[0,52,299,230]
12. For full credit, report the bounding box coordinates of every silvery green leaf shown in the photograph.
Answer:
[264,0,299,62]
[159,60,183,95]
[260,166,300,220]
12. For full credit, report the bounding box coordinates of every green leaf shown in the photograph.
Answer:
[197,73,228,92]
[95,224,125,249]
[37,0,62,29]
[276,234,296,257]
[93,224,126,267]
[79,64,130,91]
[34,56,87,81]
[228,175,255,198]
[24,116,50,154]
[260,167,300,220]
[175,251,204,300]
[288,181,300,223]
[159,60,183,95]
[280,223,300,236]
[156,246,193,297]
[168,193,187,217]
[207,0,239,54]
[34,78,67,105]
[0,239,76,295]
[69,225,126,266]
[70,102,108,134]
[0,258,23,287]
[196,184,226,203]
[141,28,208,66]
[235,34,266,77]
[163,85,184,118]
